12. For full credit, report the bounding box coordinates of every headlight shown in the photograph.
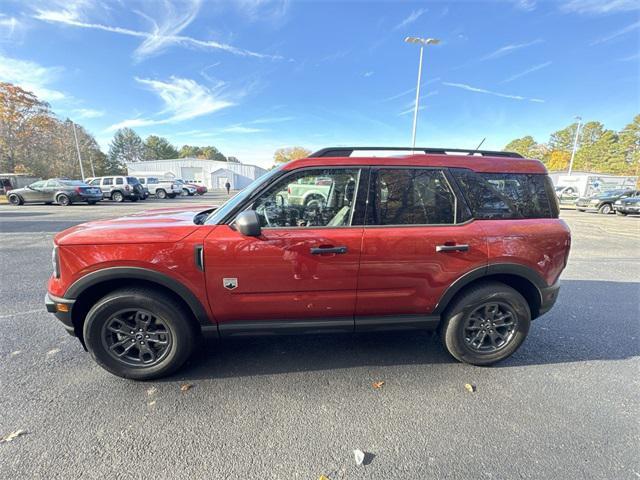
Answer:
[52,246,60,278]
[590,199,600,205]
[614,200,622,205]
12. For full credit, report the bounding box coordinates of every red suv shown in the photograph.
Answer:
[46,147,571,380]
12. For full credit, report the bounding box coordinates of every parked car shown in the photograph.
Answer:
[46,146,570,380]
[575,189,639,214]
[137,177,182,199]
[85,176,144,202]
[614,196,640,216]
[174,179,198,196]
[185,181,208,195]
[0,173,42,195]
[8,178,102,206]
[554,185,579,204]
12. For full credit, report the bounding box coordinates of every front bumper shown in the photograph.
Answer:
[615,206,640,214]
[45,293,76,336]
[538,281,560,317]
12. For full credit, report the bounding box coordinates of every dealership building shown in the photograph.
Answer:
[125,158,268,190]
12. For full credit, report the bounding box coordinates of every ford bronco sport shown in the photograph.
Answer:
[46,147,571,380]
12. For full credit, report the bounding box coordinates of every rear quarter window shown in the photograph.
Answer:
[450,169,558,219]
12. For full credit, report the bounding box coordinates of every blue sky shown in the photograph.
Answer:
[0,0,638,168]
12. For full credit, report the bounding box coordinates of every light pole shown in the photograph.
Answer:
[568,116,582,176]
[72,121,85,181]
[404,36,440,149]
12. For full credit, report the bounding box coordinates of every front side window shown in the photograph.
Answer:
[88,179,100,186]
[451,169,556,219]
[251,168,361,228]
[368,168,458,225]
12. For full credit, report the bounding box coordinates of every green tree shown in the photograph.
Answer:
[619,114,640,176]
[143,135,178,160]
[178,144,226,161]
[108,128,144,170]
[179,145,202,158]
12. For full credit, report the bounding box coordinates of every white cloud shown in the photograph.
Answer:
[0,54,65,101]
[71,108,105,119]
[221,125,264,133]
[393,8,427,30]
[561,0,639,14]
[480,39,543,61]
[248,116,294,124]
[443,82,544,103]
[618,52,640,62]
[501,61,552,83]
[107,76,234,131]
[513,0,537,11]
[33,0,282,61]
[364,71,374,77]
[235,0,291,22]
[381,77,441,102]
[0,14,22,38]
[398,105,426,116]
[590,20,640,45]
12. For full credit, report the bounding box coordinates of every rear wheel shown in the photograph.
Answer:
[182,188,190,196]
[8,194,23,206]
[112,191,124,203]
[598,203,612,214]
[57,194,71,206]
[83,288,197,380]
[156,189,167,199]
[440,282,530,366]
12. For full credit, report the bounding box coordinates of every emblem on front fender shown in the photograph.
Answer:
[223,278,238,290]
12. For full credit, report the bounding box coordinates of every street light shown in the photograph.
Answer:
[568,116,582,176]
[404,36,440,149]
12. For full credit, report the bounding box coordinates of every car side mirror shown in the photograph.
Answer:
[234,210,261,236]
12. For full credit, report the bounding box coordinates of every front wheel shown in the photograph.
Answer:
[83,288,197,380]
[598,203,612,214]
[155,189,167,199]
[8,194,23,205]
[440,282,531,366]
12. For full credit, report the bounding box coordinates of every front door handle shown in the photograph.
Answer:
[310,246,348,255]
[436,244,469,253]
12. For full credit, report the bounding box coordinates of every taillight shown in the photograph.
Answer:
[75,187,82,194]
[125,185,131,191]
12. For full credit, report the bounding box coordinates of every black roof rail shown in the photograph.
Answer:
[309,146,523,159]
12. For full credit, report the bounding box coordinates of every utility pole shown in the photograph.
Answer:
[72,122,85,180]
[404,36,440,149]
[568,116,582,176]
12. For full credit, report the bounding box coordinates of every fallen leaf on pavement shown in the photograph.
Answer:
[47,348,60,356]
[146,387,157,396]
[372,381,385,389]
[318,476,330,480]
[0,430,27,444]
[464,383,477,393]
[180,384,193,392]
[148,400,157,407]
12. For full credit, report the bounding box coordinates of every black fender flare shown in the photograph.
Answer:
[65,267,210,326]
[432,263,548,315]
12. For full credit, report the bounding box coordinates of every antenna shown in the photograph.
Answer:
[470,138,486,155]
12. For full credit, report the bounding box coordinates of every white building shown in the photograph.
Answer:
[125,158,268,190]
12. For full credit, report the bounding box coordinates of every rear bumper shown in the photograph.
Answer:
[45,293,76,336]
[538,281,560,317]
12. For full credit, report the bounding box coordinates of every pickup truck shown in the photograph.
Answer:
[137,177,182,199]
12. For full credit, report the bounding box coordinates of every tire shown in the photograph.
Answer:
[156,189,167,199]
[598,203,612,214]
[44,201,53,205]
[439,282,531,366]
[57,194,71,206]
[83,288,197,380]
[182,188,189,196]
[8,194,23,206]
[112,191,124,203]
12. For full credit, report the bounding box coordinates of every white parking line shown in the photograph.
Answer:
[0,309,43,319]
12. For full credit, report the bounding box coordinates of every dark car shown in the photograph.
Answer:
[46,146,570,380]
[614,196,640,216]
[575,189,639,214]
[7,179,103,206]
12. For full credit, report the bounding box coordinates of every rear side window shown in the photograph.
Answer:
[451,169,558,219]
[116,177,124,185]
[368,168,463,225]
[103,178,113,186]
[126,177,139,184]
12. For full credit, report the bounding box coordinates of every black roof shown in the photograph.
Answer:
[309,146,523,159]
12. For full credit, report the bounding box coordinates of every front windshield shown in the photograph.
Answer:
[599,189,626,197]
[205,166,283,224]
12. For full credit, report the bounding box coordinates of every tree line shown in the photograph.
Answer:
[0,82,235,179]
[504,115,639,176]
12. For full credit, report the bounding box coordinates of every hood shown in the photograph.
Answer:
[55,205,215,246]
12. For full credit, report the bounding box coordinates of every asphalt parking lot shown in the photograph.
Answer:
[1,197,638,479]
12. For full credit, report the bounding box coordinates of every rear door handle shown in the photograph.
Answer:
[310,246,348,255]
[436,244,469,253]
